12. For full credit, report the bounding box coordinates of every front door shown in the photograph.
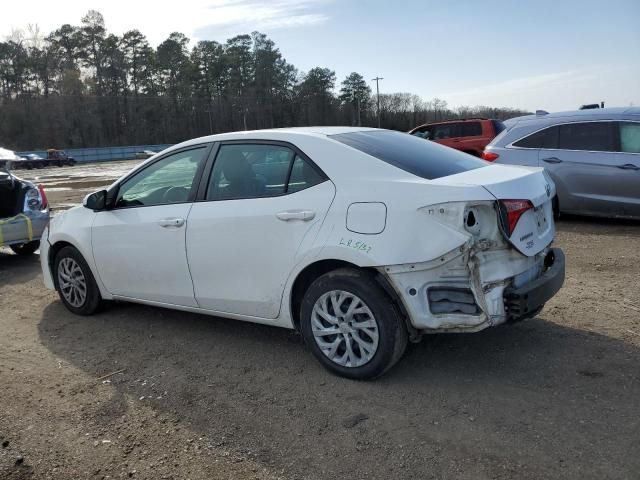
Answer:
[92,145,209,306]
[186,142,335,318]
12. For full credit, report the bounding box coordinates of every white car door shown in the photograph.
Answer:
[186,142,335,318]
[92,145,210,306]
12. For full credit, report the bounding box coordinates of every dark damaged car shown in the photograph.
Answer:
[0,150,49,255]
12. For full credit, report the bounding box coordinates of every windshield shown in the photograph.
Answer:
[331,130,487,180]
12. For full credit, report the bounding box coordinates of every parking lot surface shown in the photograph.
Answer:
[1,161,639,479]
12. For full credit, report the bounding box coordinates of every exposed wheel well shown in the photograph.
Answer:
[48,241,76,286]
[289,259,418,340]
[290,260,357,330]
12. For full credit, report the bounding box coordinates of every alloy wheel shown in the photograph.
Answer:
[57,257,87,308]
[311,290,379,368]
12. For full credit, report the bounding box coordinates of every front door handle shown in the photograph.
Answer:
[542,157,563,164]
[158,217,185,228]
[276,210,316,221]
[617,163,640,170]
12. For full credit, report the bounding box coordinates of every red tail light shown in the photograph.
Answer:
[499,199,533,236]
[38,184,48,209]
[482,151,499,162]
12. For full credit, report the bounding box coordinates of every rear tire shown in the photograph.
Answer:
[10,241,40,256]
[54,246,103,315]
[300,268,408,380]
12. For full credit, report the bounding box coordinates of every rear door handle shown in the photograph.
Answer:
[542,157,562,164]
[276,210,316,221]
[617,163,640,170]
[158,217,185,228]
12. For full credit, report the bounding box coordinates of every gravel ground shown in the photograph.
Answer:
[1,161,639,479]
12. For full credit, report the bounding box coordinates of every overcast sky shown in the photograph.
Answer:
[3,0,639,111]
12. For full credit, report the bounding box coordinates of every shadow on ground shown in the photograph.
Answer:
[38,300,640,479]
[0,250,41,288]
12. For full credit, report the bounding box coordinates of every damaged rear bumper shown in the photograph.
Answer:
[380,245,565,334]
[504,248,565,322]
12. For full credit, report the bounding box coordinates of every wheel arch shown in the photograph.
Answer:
[48,239,111,299]
[288,259,417,340]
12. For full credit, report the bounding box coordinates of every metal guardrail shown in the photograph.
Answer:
[16,144,173,163]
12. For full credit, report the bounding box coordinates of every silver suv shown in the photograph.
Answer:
[483,107,640,219]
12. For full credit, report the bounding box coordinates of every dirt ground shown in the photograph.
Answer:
[1,162,639,479]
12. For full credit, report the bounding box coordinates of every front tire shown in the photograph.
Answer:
[54,246,103,315]
[300,268,408,380]
[10,240,40,256]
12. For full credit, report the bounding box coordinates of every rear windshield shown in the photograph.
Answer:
[330,130,487,180]
[492,120,506,135]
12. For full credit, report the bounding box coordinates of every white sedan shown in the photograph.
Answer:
[40,127,565,379]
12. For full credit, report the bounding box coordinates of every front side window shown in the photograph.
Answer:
[206,144,326,200]
[115,147,207,208]
[557,122,615,152]
[410,126,432,139]
[619,122,640,153]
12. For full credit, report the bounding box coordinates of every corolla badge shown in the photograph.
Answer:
[545,183,551,198]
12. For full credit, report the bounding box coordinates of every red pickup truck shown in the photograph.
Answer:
[409,118,505,157]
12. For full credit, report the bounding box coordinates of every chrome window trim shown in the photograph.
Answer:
[505,119,640,155]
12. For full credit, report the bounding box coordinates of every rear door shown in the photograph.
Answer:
[186,142,335,318]
[538,121,625,216]
[431,123,461,150]
[615,121,640,217]
[456,121,485,155]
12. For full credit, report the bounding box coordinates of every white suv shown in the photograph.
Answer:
[41,128,564,379]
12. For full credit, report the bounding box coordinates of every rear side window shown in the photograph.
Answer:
[331,130,487,180]
[288,155,326,193]
[513,126,558,149]
[431,123,459,140]
[557,122,615,152]
[206,144,326,200]
[619,122,640,153]
[459,122,482,137]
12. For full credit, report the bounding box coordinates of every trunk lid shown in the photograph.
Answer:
[431,164,556,256]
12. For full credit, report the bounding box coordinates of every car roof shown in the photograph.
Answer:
[173,126,381,149]
[412,118,490,128]
[506,106,640,124]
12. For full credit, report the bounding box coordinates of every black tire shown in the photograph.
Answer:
[300,268,408,380]
[10,240,40,256]
[552,195,560,220]
[54,246,103,315]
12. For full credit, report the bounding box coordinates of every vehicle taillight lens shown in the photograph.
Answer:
[482,151,499,162]
[38,184,48,209]
[499,199,533,236]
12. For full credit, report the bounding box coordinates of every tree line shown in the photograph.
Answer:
[0,11,530,150]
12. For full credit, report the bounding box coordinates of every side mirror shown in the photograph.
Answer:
[83,190,107,211]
